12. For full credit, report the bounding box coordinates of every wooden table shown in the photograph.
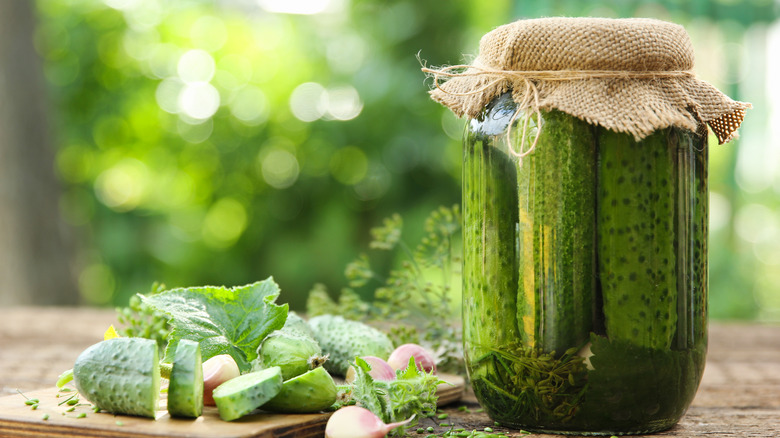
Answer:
[1,307,778,437]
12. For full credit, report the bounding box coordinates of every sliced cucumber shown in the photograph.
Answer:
[167,339,203,418]
[73,337,160,418]
[212,366,283,421]
[261,366,337,413]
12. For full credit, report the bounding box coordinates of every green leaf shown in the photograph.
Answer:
[141,277,288,372]
[350,357,391,422]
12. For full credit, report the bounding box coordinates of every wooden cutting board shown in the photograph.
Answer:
[0,374,465,438]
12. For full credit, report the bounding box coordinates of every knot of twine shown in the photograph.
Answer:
[422,64,696,163]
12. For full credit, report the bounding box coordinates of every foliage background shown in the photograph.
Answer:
[29,0,780,321]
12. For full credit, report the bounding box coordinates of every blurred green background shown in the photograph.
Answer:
[1,0,778,322]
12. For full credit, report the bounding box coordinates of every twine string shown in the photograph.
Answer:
[421,64,695,84]
[422,64,695,161]
[503,78,542,163]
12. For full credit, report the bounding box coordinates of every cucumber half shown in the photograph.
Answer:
[167,339,203,418]
[212,366,283,421]
[261,366,337,413]
[73,337,160,418]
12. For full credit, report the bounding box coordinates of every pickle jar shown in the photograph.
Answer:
[427,17,749,435]
[463,92,707,434]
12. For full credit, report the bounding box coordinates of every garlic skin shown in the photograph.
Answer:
[345,356,396,383]
[387,344,437,374]
[202,354,240,406]
[325,406,413,438]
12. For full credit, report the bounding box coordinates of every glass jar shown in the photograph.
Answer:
[462,92,708,435]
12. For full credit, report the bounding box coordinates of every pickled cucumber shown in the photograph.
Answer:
[597,127,678,350]
[516,109,596,353]
[462,93,521,363]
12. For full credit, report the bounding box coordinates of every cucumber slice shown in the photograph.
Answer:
[73,337,160,418]
[167,339,203,418]
[261,366,337,413]
[212,366,283,421]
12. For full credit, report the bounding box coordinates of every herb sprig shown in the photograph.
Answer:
[306,205,463,373]
[115,282,171,354]
[349,356,445,436]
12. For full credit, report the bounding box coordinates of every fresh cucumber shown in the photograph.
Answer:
[251,312,325,380]
[252,330,324,380]
[212,366,283,421]
[167,339,203,418]
[73,337,160,418]
[282,311,316,338]
[308,315,394,376]
[261,366,337,413]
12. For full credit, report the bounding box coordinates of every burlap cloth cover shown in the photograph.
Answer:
[426,17,750,143]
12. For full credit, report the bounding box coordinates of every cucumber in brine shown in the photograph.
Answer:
[597,127,678,350]
[691,132,708,345]
[516,110,597,354]
[462,94,520,363]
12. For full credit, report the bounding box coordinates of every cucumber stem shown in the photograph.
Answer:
[56,369,74,388]
[159,362,173,380]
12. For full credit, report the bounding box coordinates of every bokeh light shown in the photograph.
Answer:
[178,49,216,83]
[734,203,777,244]
[257,0,333,15]
[709,191,731,232]
[94,159,150,212]
[330,146,368,185]
[261,148,300,189]
[178,82,220,120]
[326,85,363,121]
[202,198,248,248]
[229,86,270,125]
[190,15,228,52]
[290,82,328,122]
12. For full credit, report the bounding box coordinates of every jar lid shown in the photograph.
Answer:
[425,17,749,143]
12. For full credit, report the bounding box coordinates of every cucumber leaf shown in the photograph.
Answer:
[141,278,288,372]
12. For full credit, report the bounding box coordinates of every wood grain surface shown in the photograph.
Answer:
[0,375,464,438]
[1,308,779,437]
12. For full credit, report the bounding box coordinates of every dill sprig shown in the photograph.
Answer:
[115,282,171,354]
[306,205,464,374]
